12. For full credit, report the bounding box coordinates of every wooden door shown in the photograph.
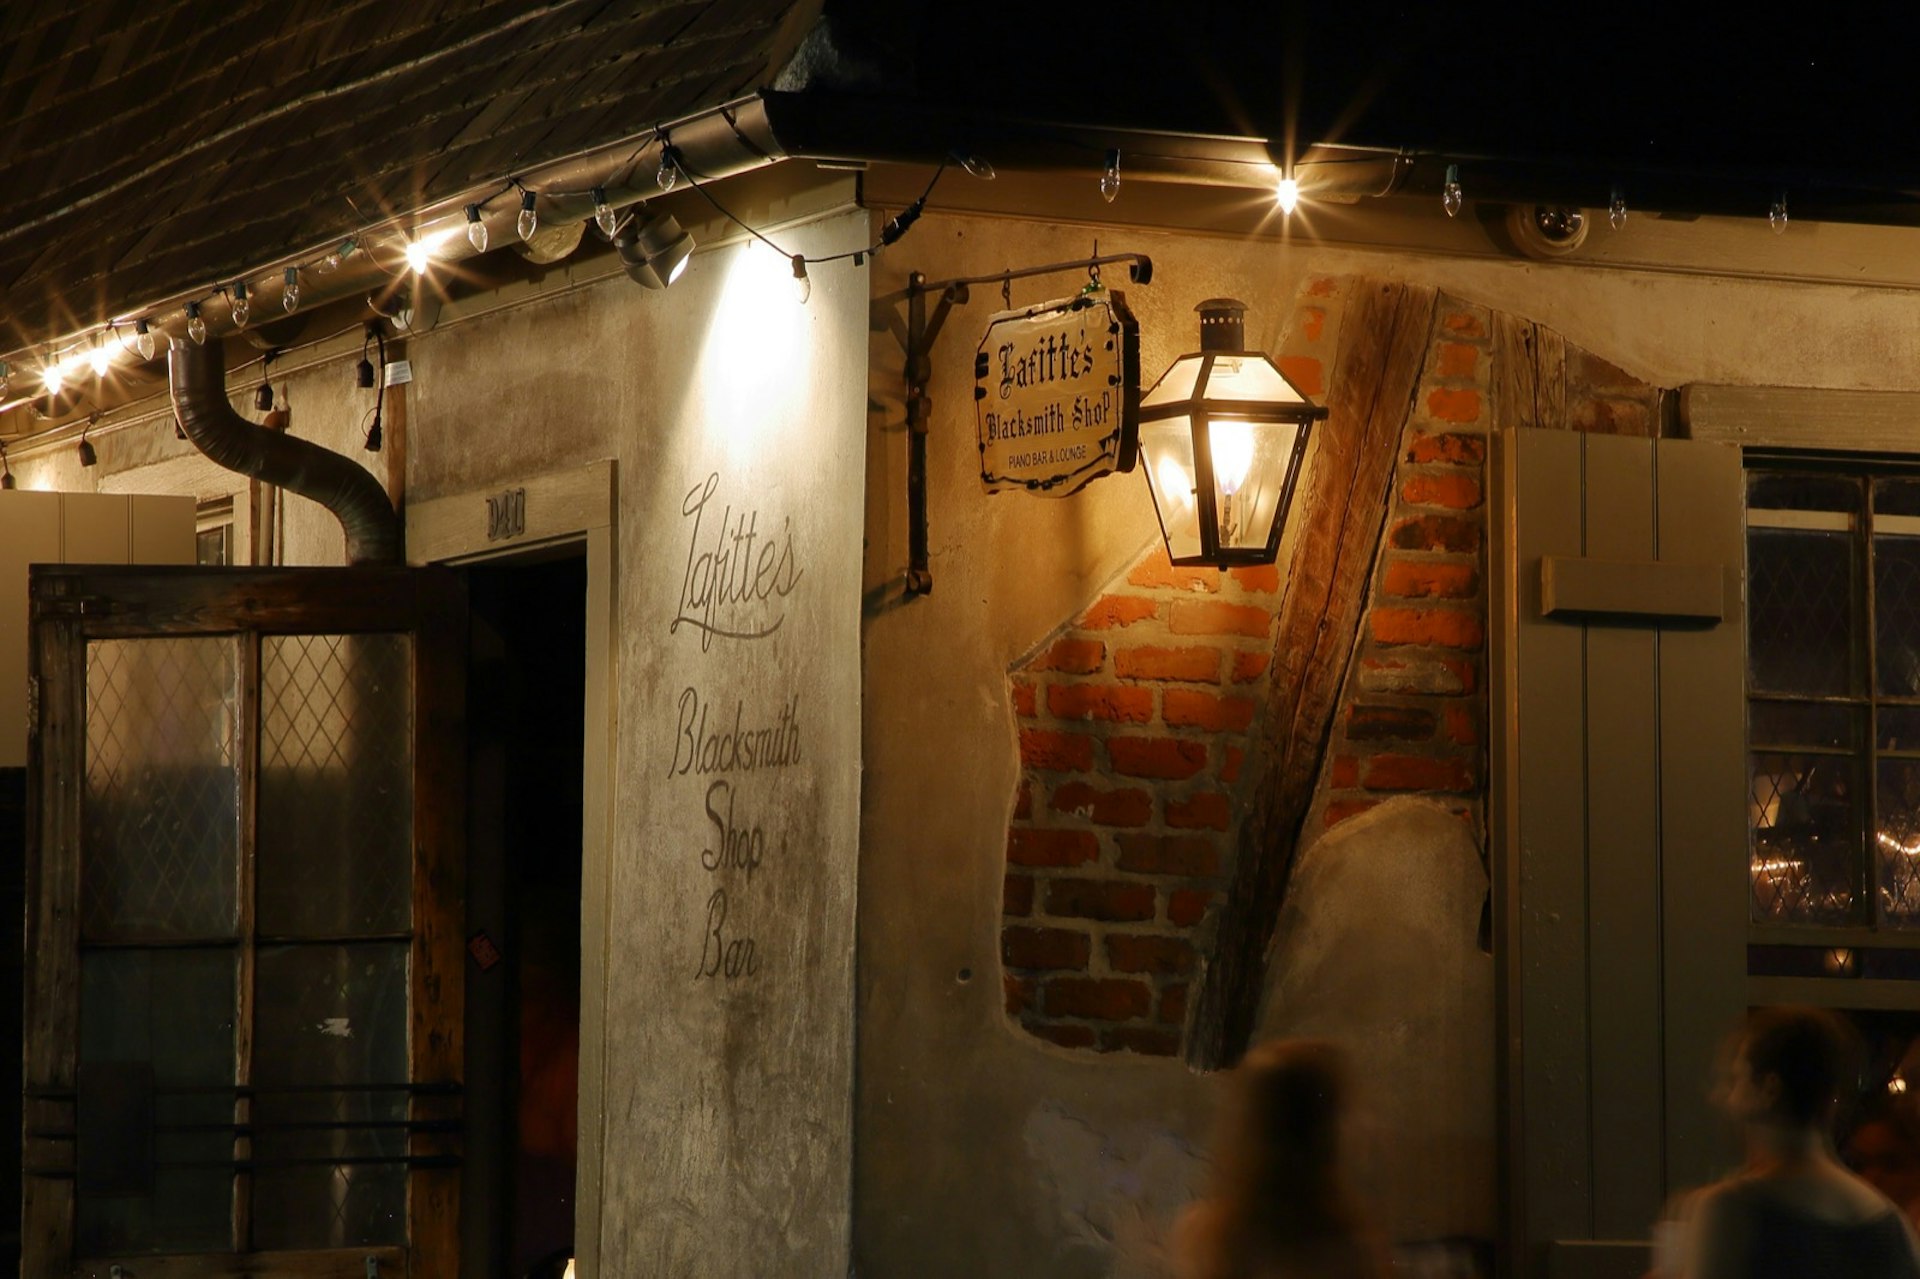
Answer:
[22,566,466,1279]
[1490,430,1748,1279]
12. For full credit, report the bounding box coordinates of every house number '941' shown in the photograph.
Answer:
[487,488,527,541]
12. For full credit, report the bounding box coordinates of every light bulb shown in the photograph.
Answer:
[1609,187,1627,230]
[318,237,354,273]
[405,235,432,275]
[230,281,249,328]
[42,363,64,396]
[1770,195,1789,234]
[283,266,300,313]
[1276,175,1301,215]
[791,254,811,304]
[1442,164,1463,218]
[135,319,155,360]
[1100,149,1121,203]
[657,148,678,193]
[88,343,111,377]
[518,190,539,241]
[956,150,996,180]
[465,203,488,253]
[186,302,207,345]
[1210,420,1256,497]
[592,186,617,239]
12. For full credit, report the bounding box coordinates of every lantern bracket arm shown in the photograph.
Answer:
[887,252,1154,600]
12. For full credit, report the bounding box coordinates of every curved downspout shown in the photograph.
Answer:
[169,335,402,565]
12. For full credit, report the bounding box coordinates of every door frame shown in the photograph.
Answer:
[405,459,617,1279]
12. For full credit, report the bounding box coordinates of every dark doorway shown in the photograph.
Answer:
[466,550,586,1279]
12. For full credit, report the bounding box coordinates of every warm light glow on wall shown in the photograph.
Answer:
[697,238,809,462]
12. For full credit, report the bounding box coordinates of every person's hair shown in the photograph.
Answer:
[1743,1005,1861,1128]
[1190,1039,1371,1277]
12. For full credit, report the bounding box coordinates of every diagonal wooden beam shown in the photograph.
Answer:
[1185,280,1439,1072]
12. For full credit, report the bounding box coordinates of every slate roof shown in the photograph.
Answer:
[0,0,818,357]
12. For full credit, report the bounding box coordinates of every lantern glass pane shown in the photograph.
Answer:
[1140,415,1203,561]
[1202,354,1305,406]
[1141,353,1206,410]
[1205,417,1299,552]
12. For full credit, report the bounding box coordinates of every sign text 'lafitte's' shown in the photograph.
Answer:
[974,289,1139,496]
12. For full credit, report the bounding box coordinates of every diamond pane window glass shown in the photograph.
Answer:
[77,949,235,1254]
[1749,750,1862,925]
[258,634,413,938]
[1876,761,1920,926]
[1876,534,1920,697]
[1747,529,1857,697]
[250,941,408,1250]
[83,637,239,941]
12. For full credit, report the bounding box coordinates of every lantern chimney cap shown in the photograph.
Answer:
[1196,297,1247,353]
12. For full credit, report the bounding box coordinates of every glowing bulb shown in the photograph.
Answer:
[1100,149,1121,203]
[1442,164,1463,218]
[464,203,488,253]
[317,237,355,273]
[956,150,996,180]
[42,363,64,396]
[791,254,811,304]
[283,266,300,313]
[1892,1076,1909,1095]
[135,319,155,360]
[592,186,617,239]
[518,190,539,241]
[230,281,249,328]
[1609,187,1627,230]
[88,343,111,377]
[186,302,207,345]
[1770,195,1789,234]
[657,148,678,193]
[1210,420,1256,496]
[1275,175,1300,215]
[405,236,432,275]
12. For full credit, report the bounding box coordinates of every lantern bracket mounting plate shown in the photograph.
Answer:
[888,252,1153,598]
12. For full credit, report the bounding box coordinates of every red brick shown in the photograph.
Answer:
[1400,472,1483,510]
[1277,354,1324,397]
[1436,342,1479,378]
[1101,1026,1182,1056]
[1330,754,1360,788]
[1427,388,1482,424]
[1047,683,1155,724]
[1032,638,1106,674]
[1445,705,1478,745]
[1165,791,1232,831]
[1170,600,1272,638]
[1389,514,1482,553]
[1014,782,1033,820]
[1043,976,1152,1020]
[1405,431,1487,466]
[1323,798,1379,829]
[1442,310,1486,338]
[1005,973,1034,1015]
[1299,307,1327,342]
[1370,607,1485,650]
[1159,983,1189,1024]
[1004,873,1034,916]
[1361,753,1475,793]
[1106,934,1198,976]
[1114,833,1220,877]
[1442,657,1479,694]
[1109,736,1209,780]
[1167,889,1216,926]
[1358,654,1471,696]
[1046,879,1158,922]
[1011,678,1038,717]
[1115,645,1221,683]
[1230,650,1271,683]
[1305,276,1339,298]
[1003,925,1092,970]
[1229,563,1282,594]
[1347,703,1438,741]
[1077,594,1160,629]
[1049,782,1154,827]
[1382,560,1479,599]
[1019,728,1096,772]
[1221,746,1246,784]
[1127,550,1219,593]
[1027,1022,1096,1048]
[1162,688,1257,732]
[1006,827,1100,868]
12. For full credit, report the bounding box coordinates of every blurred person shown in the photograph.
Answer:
[1846,1096,1920,1229]
[1659,1007,1920,1279]
[1174,1039,1392,1279]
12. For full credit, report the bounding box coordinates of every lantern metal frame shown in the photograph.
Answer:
[1138,305,1328,568]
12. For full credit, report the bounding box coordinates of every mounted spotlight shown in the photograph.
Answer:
[614,210,695,289]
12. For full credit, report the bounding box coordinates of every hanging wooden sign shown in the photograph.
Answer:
[973,289,1139,495]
